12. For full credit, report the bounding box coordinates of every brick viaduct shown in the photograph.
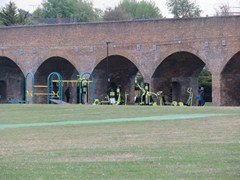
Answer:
[0,16,239,105]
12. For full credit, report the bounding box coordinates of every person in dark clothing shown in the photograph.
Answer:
[197,87,205,106]
[65,87,71,103]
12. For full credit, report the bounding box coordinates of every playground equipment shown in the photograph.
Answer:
[140,83,150,105]
[93,96,110,105]
[47,72,62,104]
[186,88,193,106]
[25,72,35,103]
[116,86,122,105]
[109,87,116,104]
[7,72,38,104]
[49,72,95,104]
[24,71,95,104]
[23,70,196,106]
[24,72,63,104]
[21,71,168,106]
[109,86,123,105]
[33,85,48,103]
[78,72,94,104]
[136,83,164,106]
[93,85,126,105]
[171,87,193,106]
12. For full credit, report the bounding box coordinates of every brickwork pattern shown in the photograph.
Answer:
[0,16,240,105]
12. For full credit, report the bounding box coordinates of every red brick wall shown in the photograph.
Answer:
[0,16,239,105]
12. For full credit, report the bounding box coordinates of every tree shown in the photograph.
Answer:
[33,0,101,22]
[103,0,162,21]
[167,0,202,18]
[215,3,231,16]
[198,68,212,102]
[103,8,131,21]
[0,1,29,26]
[74,0,102,22]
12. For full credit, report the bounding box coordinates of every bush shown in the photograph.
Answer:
[198,69,212,102]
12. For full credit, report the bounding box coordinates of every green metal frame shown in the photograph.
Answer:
[25,72,35,103]
[47,72,62,104]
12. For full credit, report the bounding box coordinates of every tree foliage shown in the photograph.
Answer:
[33,0,101,22]
[198,68,212,102]
[0,1,29,26]
[167,0,202,18]
[215,3,231,16]
[103,0,162,21]
[103,8,131,21]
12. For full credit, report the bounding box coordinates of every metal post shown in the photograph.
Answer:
[106,42,111,83]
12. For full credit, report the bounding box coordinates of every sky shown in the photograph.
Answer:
[0,0,240,17]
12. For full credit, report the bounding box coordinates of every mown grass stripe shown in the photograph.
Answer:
[0,113,236,129]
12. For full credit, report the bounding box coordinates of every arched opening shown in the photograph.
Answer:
[221,52,240,106]
[0,57,24,103]
[151,52,206,105]
[92,55,140,104]
[0,81,7,103]
[34,57,79,104]
[198,67,212,105]
[172,81,181,102]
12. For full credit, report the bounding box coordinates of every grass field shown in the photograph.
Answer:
[0,105,240,179]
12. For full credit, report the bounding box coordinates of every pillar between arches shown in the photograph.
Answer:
[212,73,221,106]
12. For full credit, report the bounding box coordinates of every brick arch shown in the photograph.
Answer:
[221,51,240,75]
[32,50,79,74]
[0,55,24,72]
[218,48,240,75]
[94,49,144,77]
[152,48,209,78]
[0,56,25,103]
[34,56,79,104]
[151,51,207,105]
[220,51,240,106]
[152,51,206,77]
[0,51,27,74]
[92,54,143,104]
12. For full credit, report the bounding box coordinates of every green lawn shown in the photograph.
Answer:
[0,105,240,179]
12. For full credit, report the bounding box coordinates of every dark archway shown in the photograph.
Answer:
[34,57,79,104]
[198,68,212,104]
[151,52,205,105]
[92,55,140,104]
[172,81,181,102]
[221,52,240,106]
[0,57,24,103]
